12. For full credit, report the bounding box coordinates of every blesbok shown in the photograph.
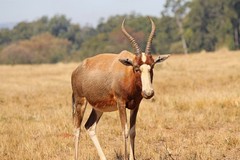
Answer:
[71,17,170,160]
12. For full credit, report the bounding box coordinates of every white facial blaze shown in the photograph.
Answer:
[140,64,153,94]
[141,52,147,62]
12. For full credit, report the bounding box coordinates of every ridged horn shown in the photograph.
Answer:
[121,18,141,55]
[145,17,156,55]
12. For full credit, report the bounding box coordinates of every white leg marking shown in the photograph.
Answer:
[74,128,80,160]
[125,123,129,137]
[87,122,106,160]
[122,123,128,160]
[75,128,80,137]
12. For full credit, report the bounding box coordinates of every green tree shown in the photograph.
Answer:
[11,22,33,41]
[31,16,49,35]
[155,15,180,54]
[185,0,239,51]
[0,28,12,45]
[49,15,71,37]
[164,0,190,54]
[230,0,240,49]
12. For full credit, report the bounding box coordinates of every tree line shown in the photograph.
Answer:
[0,0,239,64]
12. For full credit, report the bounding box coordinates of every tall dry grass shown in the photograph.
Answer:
[0,51,240,160]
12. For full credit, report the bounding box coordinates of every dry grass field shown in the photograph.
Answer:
[1,50,240,160]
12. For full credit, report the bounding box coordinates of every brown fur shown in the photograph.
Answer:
[71,50,146,112]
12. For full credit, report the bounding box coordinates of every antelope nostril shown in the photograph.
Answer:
[147,90,154,96]
[143,90,154,99]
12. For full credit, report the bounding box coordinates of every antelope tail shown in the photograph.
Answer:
[72,93,75,119]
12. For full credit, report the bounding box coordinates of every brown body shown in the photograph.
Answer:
[71,18,169,160]
[72,51,150,112]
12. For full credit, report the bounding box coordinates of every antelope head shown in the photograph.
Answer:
[119,17,170,99]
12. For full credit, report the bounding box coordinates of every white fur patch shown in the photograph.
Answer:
[75,128,80,137]
[125,123,129,137]
[140,64,153,93]
[141,52,147,62]
[87,123,106,160]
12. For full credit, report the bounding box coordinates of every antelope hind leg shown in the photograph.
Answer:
[85,109,106,160]
[73,97,87,160]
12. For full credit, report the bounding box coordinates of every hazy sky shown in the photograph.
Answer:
[0,0,165,27]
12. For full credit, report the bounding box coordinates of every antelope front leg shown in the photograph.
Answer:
[129,106,139,160]
[117,101,128,160]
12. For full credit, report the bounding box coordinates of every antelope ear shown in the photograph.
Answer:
[119,58,134,66]
[154,54,170,64]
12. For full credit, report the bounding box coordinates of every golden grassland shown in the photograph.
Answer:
[0,50,240,160]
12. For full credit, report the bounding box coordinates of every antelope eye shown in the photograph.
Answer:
[134,66,141,72]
